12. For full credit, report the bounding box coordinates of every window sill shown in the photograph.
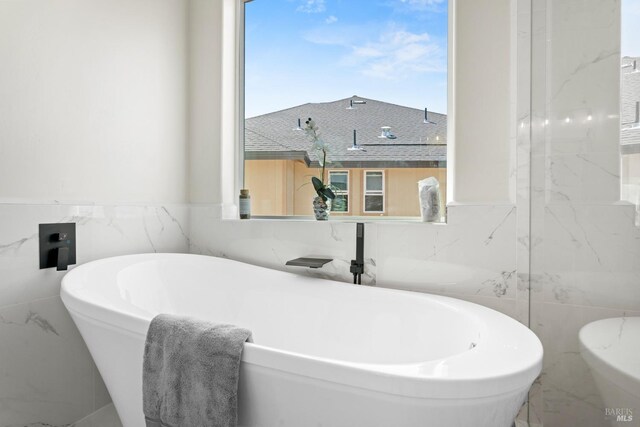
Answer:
[224,215,447,225]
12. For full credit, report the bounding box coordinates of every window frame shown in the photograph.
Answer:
[363,170,385,214]
[328,170,350,214]
[234,0,454,221]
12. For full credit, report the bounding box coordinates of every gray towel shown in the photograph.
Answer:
[143,314,252,427]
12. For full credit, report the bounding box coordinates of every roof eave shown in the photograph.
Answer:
[244,150,311,166]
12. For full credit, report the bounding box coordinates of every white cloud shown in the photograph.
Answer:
[325,15,338,24]
[297,0,326,14]
[304,25,366,46]
[353,46,384,58]
[345,28,445,80]
[392,0,446,13]
[400,0,444,5]
[303,22,445,79]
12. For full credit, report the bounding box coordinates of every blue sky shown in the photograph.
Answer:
[245,0,448,118]
[622,0,640,58]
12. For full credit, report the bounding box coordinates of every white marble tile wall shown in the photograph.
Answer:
[528,0,640,426]
[0,202,189,427]
[189,204,523,321]
[527,201,640,427]
[531,303,640,427]
[542,1,621,205]
[536,203,640,310]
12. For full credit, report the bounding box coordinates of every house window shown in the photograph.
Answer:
[242,0,448,219]
[329,171,349,213]
[363,171,385,213]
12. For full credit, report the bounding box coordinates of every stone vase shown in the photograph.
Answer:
[312,196,330,220]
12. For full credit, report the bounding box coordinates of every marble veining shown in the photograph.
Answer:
[161,206,191,245]
[0,202,189,427]
[527,0,640,425]
[0,309,62,336]
[190,204,518,313]
[25,311,60,335]
[329,223,343,242]
[477,270,516,297]
[550,48,619,102]
[484,207,516,245]
[575,153,620,179]
[0,233,37,254]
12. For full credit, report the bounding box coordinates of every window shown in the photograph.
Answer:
[621,0,640,219]
[329,171,349,213]
[363,171,384,213]
[242,0,448,219]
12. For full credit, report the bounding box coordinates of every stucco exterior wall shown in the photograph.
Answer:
[245,160,446,217]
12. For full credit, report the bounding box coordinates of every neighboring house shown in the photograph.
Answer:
[245,96,447,217]
[621,56,640,148]
[621,56,640,206]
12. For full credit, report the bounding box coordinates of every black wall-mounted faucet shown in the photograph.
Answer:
[39,223,76,271]
[350,223,364,284]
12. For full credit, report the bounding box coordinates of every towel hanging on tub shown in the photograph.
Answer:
[143,314,252,427]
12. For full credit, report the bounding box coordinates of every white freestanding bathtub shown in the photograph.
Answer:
[61,253,542,427]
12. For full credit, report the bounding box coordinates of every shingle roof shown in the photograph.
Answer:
[245,96,447,168]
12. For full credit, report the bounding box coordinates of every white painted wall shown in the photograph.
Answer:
[189,0,223,205]
[0,0,189,204]
[450,0,513,204]
[188,0,515,206]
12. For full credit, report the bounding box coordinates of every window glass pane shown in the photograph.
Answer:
[366,172,383,192]
[621,0,640,222]
[243,0,447,220]
[330,172,348,192]
[365,195,383,212]
[332,195,348,212]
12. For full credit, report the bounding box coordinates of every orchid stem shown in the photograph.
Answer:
[321,149,327,185]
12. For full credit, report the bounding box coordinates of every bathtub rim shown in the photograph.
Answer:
[61,253,543,400]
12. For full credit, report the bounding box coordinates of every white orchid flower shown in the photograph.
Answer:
[303,117,332,179]
[304,118,318,133]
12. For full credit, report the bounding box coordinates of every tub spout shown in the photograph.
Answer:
[285,257,332,269]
